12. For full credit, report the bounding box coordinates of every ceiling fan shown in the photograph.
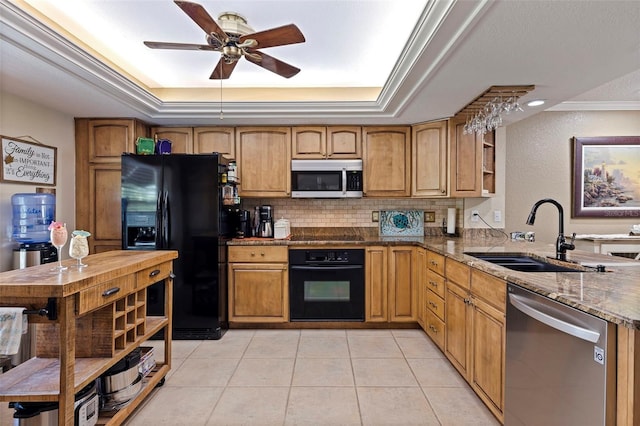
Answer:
[143,1,305,79]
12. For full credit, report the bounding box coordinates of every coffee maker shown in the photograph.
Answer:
[235,209,252,238]
[257,205,274,238]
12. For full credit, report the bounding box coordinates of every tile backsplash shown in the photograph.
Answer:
[242,198,463,230]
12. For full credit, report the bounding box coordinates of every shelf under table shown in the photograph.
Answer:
[0,316,168,402]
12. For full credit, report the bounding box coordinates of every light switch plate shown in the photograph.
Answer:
[424,211,436,222]
[372,211,379,222]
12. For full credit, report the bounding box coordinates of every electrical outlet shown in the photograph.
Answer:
[494,210,502,223]
[424,211,436,222]
[471,210,479,222]
[372,211,379,222]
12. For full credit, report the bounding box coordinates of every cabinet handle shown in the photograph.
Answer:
[429,281,438,288]
[250,252,256,257]
[429,325,438,333]
[148,269,160,278]
[429,302,437,309]
[430,260,438,266]
[441,189,446,194]
[102,287,120,297]
[260,252,265,257]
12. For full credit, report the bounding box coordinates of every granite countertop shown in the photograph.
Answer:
[229,228,640,329]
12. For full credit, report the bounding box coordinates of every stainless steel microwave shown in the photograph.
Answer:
[291,159,363,198]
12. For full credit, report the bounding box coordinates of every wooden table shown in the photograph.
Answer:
[0,250,177,425]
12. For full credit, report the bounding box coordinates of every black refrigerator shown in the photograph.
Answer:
[121,153,232,340]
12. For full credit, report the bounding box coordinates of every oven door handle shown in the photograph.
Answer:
[290,265,363,271]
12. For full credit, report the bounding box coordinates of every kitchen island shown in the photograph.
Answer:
[229,229,640,425]
[0,250,177,426]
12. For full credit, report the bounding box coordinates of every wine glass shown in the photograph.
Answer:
[69,230,90,269]
[49,222,68,272]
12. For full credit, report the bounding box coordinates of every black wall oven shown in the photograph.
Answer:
[289,249,365,321]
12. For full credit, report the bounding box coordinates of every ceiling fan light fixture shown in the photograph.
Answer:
[223,45,242,58]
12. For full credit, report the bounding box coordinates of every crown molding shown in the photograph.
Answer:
[1,0,495,123]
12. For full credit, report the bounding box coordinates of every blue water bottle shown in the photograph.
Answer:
[11,193,56,243]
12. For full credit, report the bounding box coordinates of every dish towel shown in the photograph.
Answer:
[0,307,28,355]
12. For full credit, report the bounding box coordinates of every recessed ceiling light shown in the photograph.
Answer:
[527,99,545,107]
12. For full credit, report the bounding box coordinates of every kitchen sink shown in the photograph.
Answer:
[464,252,590,273]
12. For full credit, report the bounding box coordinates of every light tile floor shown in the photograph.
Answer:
[0,329,500,425]
[124,329,500,426]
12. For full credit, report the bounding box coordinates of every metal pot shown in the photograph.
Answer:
[100,373,143,411]
[98,363,140,395]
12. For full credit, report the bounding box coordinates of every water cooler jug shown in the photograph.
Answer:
[11,193,58,269]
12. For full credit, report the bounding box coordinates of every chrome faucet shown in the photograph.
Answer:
[525,198,575,261]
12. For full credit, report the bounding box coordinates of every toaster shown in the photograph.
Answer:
[274,218,291,239]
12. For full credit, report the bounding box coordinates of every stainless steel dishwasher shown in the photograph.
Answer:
[505,284,615,425]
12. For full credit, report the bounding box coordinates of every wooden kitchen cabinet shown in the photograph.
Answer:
[365,246,417,323]
[235,127,291,197]
[292,126,362,159]
[365,246,388,322]
[228,246,289,323]
[362,126,411,197]
[193,127,235,158]
[0,250,176,426]
[75,118,149,254]
[150,126,193,154]
[327,126,362,158]
[469,269,505,421]
[412,121,448,197]
[388,246,417,322]
[445,258,471,376]
[449,117,495,197]
[291,126,326,159]
[444,258,505,422]
[415,247,427,328]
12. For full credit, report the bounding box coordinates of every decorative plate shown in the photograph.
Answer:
[379,210,424,236]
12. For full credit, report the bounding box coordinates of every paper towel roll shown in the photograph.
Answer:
[447,208,456,234]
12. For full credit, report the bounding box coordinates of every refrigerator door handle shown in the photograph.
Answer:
[156,191,163,248]
[162,191,170,248]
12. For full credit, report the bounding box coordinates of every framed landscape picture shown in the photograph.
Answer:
[572,136,640,218]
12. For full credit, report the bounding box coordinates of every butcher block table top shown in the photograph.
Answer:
[0,250,178,298]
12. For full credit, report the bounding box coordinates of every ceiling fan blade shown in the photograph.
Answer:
[144,41,219,51]
[174,1,227,42]
[210,58,239,80]
[239,24,305,49]
[245,50,300,78]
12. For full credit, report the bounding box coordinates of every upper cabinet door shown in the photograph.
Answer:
[151,127,193,154]
[412,121,448,197]
[362,126,411,197]
[449,118,483,197]
[327,126,361,158]
[86,119,141,162]
[292,127,327,159]
[292,126,361,159]
[193,127,235,158]
[236,127,292,197]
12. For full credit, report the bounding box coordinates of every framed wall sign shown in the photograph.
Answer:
[572,136,640,218]
[1,136,57,186]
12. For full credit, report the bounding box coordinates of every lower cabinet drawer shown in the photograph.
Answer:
[426,290,445,321]
[136,261,172,288]
[229,246,288,262]
[77,275,135,315]
[425,310,445,350]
